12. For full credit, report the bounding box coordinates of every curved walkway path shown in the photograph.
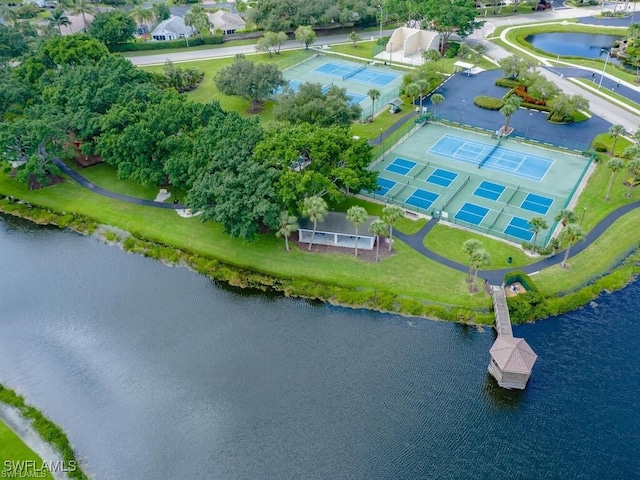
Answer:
[56,158,639,285]
[53,158,186,209]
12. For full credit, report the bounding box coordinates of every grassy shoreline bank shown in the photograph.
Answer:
[0,181,638,325]
[0,384,87,480]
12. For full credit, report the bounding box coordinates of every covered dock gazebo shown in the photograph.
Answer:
[488,336,538,390]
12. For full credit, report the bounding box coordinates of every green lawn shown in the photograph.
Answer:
[423,224,535,268]
[534,209,640,294]
[0,420,54,480]
[142,50,315,125]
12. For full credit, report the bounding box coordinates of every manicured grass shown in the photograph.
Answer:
[573,153,639,231]
[351,109,413,139]
[591,132,633,158]
[67,162,185,202]
[0,420,55,480]
[141,50,314,124]
[0,173,489,310]
[534,209,640,294]
[328,40,380,59]
[423,223,535,268]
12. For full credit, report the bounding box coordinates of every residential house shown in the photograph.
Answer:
[151,15,195,41]
[206,10,245,35]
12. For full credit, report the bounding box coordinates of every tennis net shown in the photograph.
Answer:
[342,64,367,81]
[478,139,502,169]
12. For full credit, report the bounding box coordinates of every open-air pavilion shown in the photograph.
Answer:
[298,212,376,250]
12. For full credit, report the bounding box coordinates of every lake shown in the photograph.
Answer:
[525,32,623,61]
[0,214,638,479]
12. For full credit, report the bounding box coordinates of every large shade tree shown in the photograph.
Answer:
[215,58,285,112]
[422,0,483,54]
[626,158,640,197]
[89,10,136,47]
[275,82,362,127]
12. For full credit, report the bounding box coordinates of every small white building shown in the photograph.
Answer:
[298,212,376,251]
[151,16,195,42]
[207,10,245,35]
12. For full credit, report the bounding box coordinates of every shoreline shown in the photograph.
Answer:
[0,196,638,324]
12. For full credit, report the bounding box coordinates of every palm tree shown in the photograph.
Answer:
[367,88,380,118]
[605,158,625,200]
[555,208,576,227]
[275,212,298,251]
[130,5,153,29]
[430,93,444,117]
[608,124,626,155]
[417,79,430,109]
[422,49,441,63]
[470,249,490,293]
[528,217,548,252]
[302,196,328,251]
[462,239,482,282]
[71,0,94,28]
[236,0,247,18]
[346,206,368,256]
[626,158,640,197]
[151,2,170,24]
[560,224,585,269]
[368,219,388,262]
[499,95,522,133]
[405,83,420,108]
[381,204,403,252]
[48,8,71,35]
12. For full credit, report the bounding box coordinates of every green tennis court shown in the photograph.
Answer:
[365,124,593,247]
[281,53,404,120]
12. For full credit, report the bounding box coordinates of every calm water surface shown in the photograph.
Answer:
[0,215,638,479]
[526,32,623,61]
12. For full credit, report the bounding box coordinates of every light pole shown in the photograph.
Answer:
[580,207,587,226]
[378,5,383,39]
[379,128,383,147]
[598,49,610,90]
[459,110,464,125]
[525,112,533,139]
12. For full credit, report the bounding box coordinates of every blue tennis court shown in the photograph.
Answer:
[385,158,416,176]
[405,188,439,210]
[426,168,458,187]
[347,92,367,104]
[474,181,505,201]
[375,177,396,196]
[312,62,399,87]
[428,135,554,181]
[504,217,534,241]
[455,203,489,225]
[521,193,554,214]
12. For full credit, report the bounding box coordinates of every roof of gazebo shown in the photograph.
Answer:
[490,337,538,374]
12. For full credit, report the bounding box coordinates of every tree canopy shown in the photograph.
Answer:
[89,10,136,46]
[274,82,362,127]
[215,58,285,111]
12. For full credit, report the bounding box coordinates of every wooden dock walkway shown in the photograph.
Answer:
[491,285,513,338]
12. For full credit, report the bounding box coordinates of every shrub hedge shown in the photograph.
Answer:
[495,78,521,88]
[474,95,505,110]
[593,141,608,152]
[109,36,224,52]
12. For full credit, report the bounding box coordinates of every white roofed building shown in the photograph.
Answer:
[151,16,195,41]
